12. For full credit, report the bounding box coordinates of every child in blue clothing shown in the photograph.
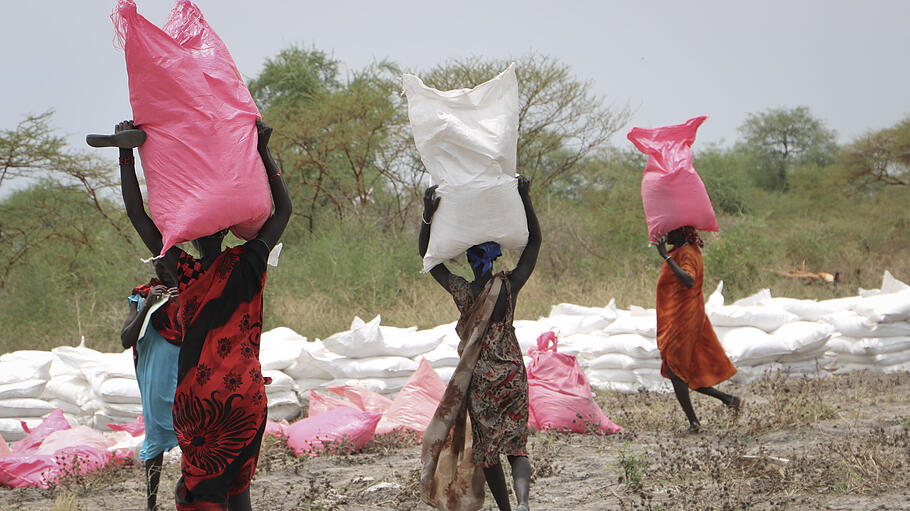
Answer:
[121,260,181,511]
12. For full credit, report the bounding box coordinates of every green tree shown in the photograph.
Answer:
[0,111,133,287]
[737,106,838,191]
[249,47,413,233]
[839,117,910,190]
[415,53,631,193]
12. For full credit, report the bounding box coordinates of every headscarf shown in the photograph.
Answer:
[466,242,502,276]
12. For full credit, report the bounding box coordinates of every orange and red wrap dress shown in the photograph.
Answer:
[656,244,736,389]
[172,240,270,510]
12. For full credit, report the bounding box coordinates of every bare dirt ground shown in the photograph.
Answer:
[2,370,908,511]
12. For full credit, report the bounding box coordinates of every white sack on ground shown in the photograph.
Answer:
[0,380,47,400]
[0,398,56,418]
[0,360,51,386]
[324,316,444,359]
[0,417,42,442]
[825,336,910,356]
[557,333,659,361]
[260,327,309,371]
[416,344,460,368]
[322,377,411,396]
[327,356,418,380]
[822,312,910,338]
[41,374,94,407]
[761,297,842,322]
[285,340,341,380]
[709,304,799,332]
[98,378,141,404]
[549,302,619,322]
[716,326,790,365]
[403,63,528,272]
[263,370,297,393]
[772,321,834,354]
[852,289,910,324]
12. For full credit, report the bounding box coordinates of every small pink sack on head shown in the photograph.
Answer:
[627,116,718,242]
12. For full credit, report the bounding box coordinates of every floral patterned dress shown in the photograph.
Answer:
[447,273,529,468]
[172,240,270,510]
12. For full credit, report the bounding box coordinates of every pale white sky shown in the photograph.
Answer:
[1,0,908,155]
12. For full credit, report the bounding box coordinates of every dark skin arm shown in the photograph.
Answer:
[418,185,453,288]
[116,120,181,267]
[656,239,695,288]
[254,119,292,251]
[506,175,541,304]
[120,285,167,349]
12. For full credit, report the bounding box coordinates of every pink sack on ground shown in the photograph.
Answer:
[285,407,381,457]
[12,409,70,455]
[107,414,145,437]
[0,415,116,488]
[375,358,446,437]
[264,420,289,438]
[327,385,394,415]
[527,332,621,435]
[112,0,271,254]
[0,433,11,458]
[627,116,718,242]
[308,390,361,417]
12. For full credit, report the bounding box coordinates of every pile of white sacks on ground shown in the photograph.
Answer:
[1,271,908,440]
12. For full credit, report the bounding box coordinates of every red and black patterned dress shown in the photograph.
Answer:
[172,240,270,511]
[447,273,529,468]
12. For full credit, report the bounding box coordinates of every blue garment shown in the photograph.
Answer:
[129,294,180,461]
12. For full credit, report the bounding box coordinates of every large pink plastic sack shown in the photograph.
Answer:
[0,412,116,488]
[527,332,621,435]
[11,409,70,455]
[264,420,289,438]
[285,407,381,457]
[308,390,361,417]
[627,116,718,242]
[375,358,446,437]
[327,385,394,415]
[112,0,271,254]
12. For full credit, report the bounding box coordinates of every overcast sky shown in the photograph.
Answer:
[2,0,909,156]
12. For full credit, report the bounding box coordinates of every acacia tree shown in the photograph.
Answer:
[737,106,838,191]
[0,111,134,287]
[415,53,631,193]
[249,48,415,232]
[840,117,910,190]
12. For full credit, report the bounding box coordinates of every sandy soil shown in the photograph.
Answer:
[2,371,908,511]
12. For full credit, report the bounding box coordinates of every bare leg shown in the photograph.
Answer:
[666,368,700,431]
[227,487,252,511]
[695,386,733,406]
[483,463,512,511]
[145,453,163,511]
[507,455,530,508]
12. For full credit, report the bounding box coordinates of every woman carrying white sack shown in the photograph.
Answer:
[419,176,541,511]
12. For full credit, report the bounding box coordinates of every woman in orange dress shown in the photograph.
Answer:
[655,226,742,432]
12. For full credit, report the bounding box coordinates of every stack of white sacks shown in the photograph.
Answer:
[2,272,909,436]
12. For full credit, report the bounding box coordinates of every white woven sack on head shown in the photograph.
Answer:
[403,64,528,272]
